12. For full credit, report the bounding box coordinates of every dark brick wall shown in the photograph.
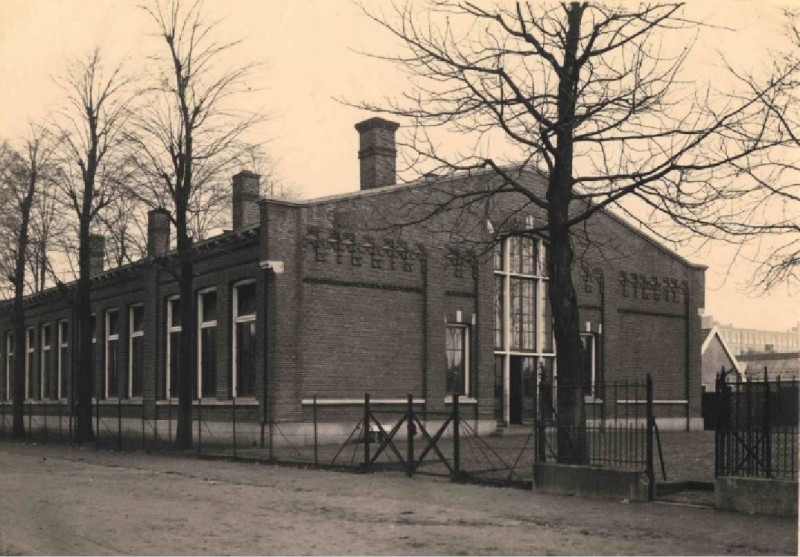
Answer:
[0,166,706,428]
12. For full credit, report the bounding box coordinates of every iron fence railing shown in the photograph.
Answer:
[713,373,798,481]
[0,377,659,493]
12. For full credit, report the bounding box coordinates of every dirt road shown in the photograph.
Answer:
[0,442,795,555]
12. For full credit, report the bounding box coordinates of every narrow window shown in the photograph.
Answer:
[445,325,469,396]
[105,310,120,398]
[510,278,536,350]
[40,324,51,400]
[91,313,100,399]
[494,275,504,349]
[198,290,217,398]
[580,334,596,397]
[25,328,34,400]
[57,321,68,400]
[232,282,256,398]
[129,306,144,398]
[541,281,553,353]
[166,297,181,399]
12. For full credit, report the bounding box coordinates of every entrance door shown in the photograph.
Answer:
[510,356,523,424]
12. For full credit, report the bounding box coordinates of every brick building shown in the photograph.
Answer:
[0,117,707,440]
[701,326,744,391]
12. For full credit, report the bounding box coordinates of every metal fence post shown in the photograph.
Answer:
[142,399,146,451]
[764,377,772,478]
[646,374,655,501]
[268,394,274,461]
[536,376,546,463]
[406,394,414,477]
[232,396,237,458]
[28,401,32,440]
[58,399,63,442]
[198,396,202,454]
[364,393,370,469]
[95,398,100,447]
[44,402,48,443]
[313,395,318,467]
[118,397,122,451]
[168,398,173,449]
[452,393,460,479]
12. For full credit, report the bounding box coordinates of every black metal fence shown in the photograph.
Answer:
[533,377,652,471]
[0,378,657,490]
[714,373,799,481]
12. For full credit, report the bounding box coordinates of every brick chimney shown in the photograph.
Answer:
[355,117,399,190]
[89,234,105,277]
[232,171,261,228]
[147,208,171,257]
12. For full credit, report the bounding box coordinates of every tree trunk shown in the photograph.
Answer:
[548,1,587,464]
[11,209,31,436]
[174,203,195,449]
[11,174,36,436]
[74,215,95,443]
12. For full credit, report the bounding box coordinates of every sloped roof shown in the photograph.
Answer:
[702,325,745,376]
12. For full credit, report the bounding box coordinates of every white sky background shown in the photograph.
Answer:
[0,0,798,332]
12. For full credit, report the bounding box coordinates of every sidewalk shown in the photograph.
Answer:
[0,442,795,555]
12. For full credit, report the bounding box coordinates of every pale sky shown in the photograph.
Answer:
[0,0,798,332]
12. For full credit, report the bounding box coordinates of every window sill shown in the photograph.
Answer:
[301,398,426,406]
[616,399,688,405]
[95,398,144,406]
[584,396,604,404]
[155,398,260,407]
[443,396,478,405]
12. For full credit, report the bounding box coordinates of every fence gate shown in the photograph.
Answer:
[714,372,798,480]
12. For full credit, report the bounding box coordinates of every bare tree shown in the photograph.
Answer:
[712,9,800,292]
[355,1,791,462]
[96,195,148,268]
[0,126,59,436]
[132,0,265,448]
[56,48,133,443]
[26,183,65,293]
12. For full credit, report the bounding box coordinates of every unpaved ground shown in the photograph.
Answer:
[0,442,795,555]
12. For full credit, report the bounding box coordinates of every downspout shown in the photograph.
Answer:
[421,251,428,421]
[261,266,269,448]
[598,269,605,423]
[684,283,691,431]
[472,261,479,427]
[153,267,161,436]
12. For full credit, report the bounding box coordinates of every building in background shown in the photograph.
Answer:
[737,352,800,382]
[701,316,800,356]
[701,326,745,391]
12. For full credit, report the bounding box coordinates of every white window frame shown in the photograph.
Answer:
[128,305,144,399]
[166,296,181,400]
[40,323,51,400]
[25,327,34,400]
[232,280,256,398]
[197,288,217,398]
[493,236,555,425]
[5,333,13,401]
[57,320,68,401]
[105,309,120,399]
[445,324,470,397]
